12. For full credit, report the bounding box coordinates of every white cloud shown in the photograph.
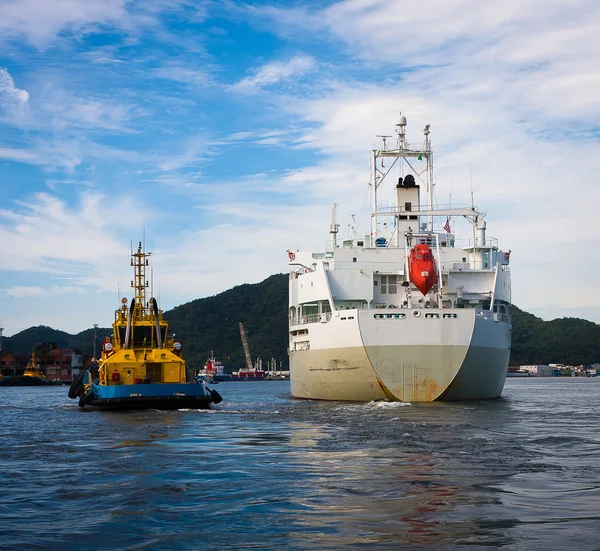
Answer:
[4,286,45,298]
[0,0,130,47]
[0,0,209,48]
[3,284,85,298]
[223,0,600,319]
[0,146,39,163]
[0,68,29,104]
[2,0,600,335]
[153,65,212,86]
[43,96,140,133]
[0,191,150,277]
[230,55,316,92]
[158,137,210,171]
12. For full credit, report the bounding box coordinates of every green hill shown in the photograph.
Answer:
[3,274,599,368]
[3,325,72,352]
[163,273,288,371]
[3,325,112,357]
[509,305,600,365]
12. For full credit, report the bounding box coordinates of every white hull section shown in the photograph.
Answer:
[290,309,510,402]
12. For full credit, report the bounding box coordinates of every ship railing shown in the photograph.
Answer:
[455,237,499,250]
[323,234,501,252]
[377,202,472,214]
[312,251,335,259]
[289,312,333,326]
[326,261,407,272]
[448,261,496,271]
[326,259,497,272]
[476,310,510,323]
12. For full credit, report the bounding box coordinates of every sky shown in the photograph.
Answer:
[1,0,599,337]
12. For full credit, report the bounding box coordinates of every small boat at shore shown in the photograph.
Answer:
[68,242,222,410]
[229,367,268,381]
[196,353,230,383]
[0,352,51,386]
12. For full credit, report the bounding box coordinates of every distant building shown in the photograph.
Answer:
[0,348,90,381]
[520,365,554,377]
[0,350,17,374]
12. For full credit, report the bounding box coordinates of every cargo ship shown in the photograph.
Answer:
[288,112,511,402]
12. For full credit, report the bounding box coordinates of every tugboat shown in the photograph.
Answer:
[69,242,222,410]
[0,351,51,386]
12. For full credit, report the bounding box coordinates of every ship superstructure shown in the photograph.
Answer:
[289,113,511,402]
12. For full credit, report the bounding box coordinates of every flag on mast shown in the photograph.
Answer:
[443,217,451,233]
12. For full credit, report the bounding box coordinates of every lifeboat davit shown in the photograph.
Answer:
[408,243,438,296]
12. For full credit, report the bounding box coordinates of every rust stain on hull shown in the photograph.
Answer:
[308,358,360,372]
[374,375,400,401]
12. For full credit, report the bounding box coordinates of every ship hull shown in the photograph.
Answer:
[290,309,510,402]
[79,382,221,410]
[0,376,51,386]
[228,374,268,381]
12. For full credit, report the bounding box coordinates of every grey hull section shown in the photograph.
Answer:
[290,313,510,402]
[441,347,509,400]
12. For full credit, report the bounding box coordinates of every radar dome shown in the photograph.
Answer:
[396,112,407,126]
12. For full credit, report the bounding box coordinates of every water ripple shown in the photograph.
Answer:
[1,379,600,549]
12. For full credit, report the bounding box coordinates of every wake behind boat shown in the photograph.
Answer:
[69,242,222,410]
[288,112,512,402]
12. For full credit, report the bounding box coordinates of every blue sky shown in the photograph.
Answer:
[1,0,599,336]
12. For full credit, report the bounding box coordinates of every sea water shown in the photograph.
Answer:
[1,378,600,550]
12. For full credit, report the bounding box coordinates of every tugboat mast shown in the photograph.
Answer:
[131,242,150,320]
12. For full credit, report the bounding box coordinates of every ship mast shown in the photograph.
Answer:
[238,322,253,371]
[370,112,433,246]
[131,242,151,320]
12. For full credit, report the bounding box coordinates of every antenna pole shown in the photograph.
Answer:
[370,149,378,246]
[329,203,339,250]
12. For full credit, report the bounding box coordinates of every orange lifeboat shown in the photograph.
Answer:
[408,244,437,296]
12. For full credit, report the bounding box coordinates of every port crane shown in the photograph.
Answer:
[238,323,253,371]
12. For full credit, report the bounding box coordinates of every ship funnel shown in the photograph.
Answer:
[151,298,163,348]
[124,298,135,348]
